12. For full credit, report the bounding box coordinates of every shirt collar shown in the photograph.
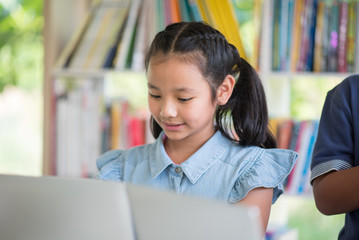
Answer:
[149,131,232,184]
[149,131,173,179]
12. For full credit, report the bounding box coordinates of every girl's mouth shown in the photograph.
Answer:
[163,122,184,131]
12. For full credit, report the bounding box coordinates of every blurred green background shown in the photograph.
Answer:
[0,0,43,175]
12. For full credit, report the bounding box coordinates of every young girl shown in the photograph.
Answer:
[97,22,297,233]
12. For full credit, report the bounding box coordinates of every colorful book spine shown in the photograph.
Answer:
[313,0,325,72]
[285,0,294,70]
[60,0,256,71]
[297,0,314,72]
[271,118,319,196]
[305,0,317,72]
[356,2,359,72]
[55,78,103,178]
[187,0,202,21]
[337,1,348,73]
[290,0,303,72]
[327,2,339,72]
[114,0,142,70]
[251,0,263,70]
[321,2,330,72]
[346,1,356,72]
[272,0,281,71]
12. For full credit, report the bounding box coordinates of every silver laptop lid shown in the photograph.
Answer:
[0,174,135,240]
[127,184,262,240]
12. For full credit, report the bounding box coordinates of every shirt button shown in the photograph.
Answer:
[175,167,181,173]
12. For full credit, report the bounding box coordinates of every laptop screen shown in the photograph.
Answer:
[0,174,262,240]
[0,174,135,240]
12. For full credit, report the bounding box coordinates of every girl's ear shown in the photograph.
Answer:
[216,75,235,105]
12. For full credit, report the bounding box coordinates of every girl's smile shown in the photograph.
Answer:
[161,122,185,131]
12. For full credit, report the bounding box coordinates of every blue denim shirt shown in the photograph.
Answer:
[97,131,297,204]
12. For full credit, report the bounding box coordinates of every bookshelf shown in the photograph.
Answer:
[44,0,357,184]
[43,0,94,175]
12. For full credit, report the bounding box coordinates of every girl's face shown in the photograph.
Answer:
[147,55,217,145]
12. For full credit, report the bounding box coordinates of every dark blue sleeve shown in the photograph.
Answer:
[310,82,354,181]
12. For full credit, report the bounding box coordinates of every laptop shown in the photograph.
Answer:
[0,174,135,240]
[127,184,262,240]
[0,174,262,240]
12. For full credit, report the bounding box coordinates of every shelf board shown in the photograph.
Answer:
[260,72,353,81]
[52,68,146,79]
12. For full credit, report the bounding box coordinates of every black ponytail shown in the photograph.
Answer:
[215,57,276,148]
[146,22,276,148]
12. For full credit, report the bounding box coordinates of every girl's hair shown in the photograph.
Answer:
[145,22,276,148]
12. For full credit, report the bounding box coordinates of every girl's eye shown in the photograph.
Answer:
[178,97,193,102]
[149,92,161,99]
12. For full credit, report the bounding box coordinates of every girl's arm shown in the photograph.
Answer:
[312,166,359,215]
[237,187,273,234]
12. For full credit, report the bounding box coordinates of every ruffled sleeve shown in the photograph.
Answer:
[228,148,298,204]
[96,149,124,181]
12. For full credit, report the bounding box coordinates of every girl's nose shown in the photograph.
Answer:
[160,100,177,118]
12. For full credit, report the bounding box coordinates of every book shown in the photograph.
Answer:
[296,0,313,72]
[124,12,140,69]
[128,116,146,148]
[131,0,149,71]
[320,2,330,72]
[169,0,181,23]
[269,118,282,139]
[178,0,192,22]
[346,1,356,72]
[290,0,304,71]
[271,119,319,195]
[279,0,289,71]
[102,2,131,68]
[66,1,132,70]
[337,1,348,73]
[195,0,209,23]
[214,0,248,60]
[313,0,325,72]
[304,0,317,72]
[55,8,94,69]
[68,7,105,69]
[110,99,124,150]
[286,120,307,194]
[187,0,202,21]
[271,0,281,71]
[356,2,359,72]
[101,101,112,153]
[163,0,172,26]
[155,0,165,32]
[283,120,300,191]
[297,120,318,194]
[203,0,220,30]
[285,0,294,71]
[300,120,319,195]
[114,0,142,70]
[145,0,157,50]
[277,119,294,149]
[82,7,118,69]
[327,2,339,72]
[109,98,131,150]
[55,78,103,177]
[251,0,263,70]
[56,92,69,176]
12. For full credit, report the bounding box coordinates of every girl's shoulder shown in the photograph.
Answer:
[96,149,125,171]
[96,143,156,180]
[224,143,297,169]
[226,145,298,203]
